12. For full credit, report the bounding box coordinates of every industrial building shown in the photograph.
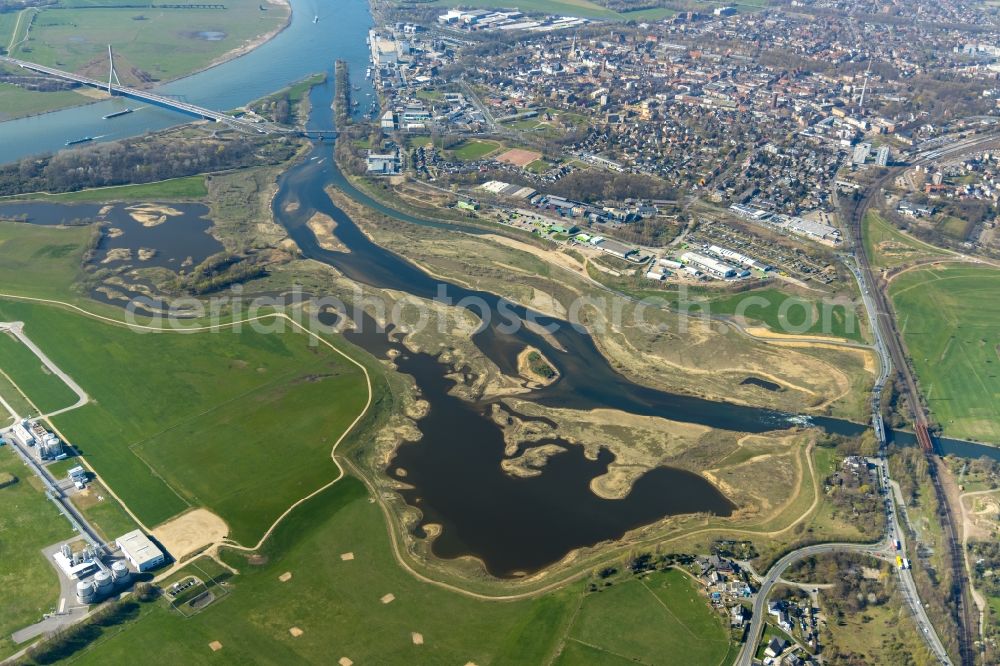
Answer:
[707,245,772,272]
[591,237,639,260]
[681,251,738,278]
[11,419,63,460]
[116,530,166,572]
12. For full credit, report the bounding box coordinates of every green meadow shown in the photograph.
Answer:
[0,208,370,543]
[0,220,92,300]
[555,568,734,666]
[5,176,208,202]
[0,0,287,119]
[890,263,1000,443]
[64,478,731,666]
[702,288,865,342]
[0,298,368,542]
[0,331,79,415]
[0,445,74,661]
[863,210,947,269]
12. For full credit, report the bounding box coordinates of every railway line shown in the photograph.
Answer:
[841,145,984,664]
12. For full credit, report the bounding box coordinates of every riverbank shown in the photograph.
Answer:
[0,0,292,124]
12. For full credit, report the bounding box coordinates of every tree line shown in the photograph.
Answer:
[0,132,299,196]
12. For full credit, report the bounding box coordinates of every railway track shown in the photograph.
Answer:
[843,164,978,665]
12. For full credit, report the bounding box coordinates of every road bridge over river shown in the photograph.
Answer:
[0,55,337,140]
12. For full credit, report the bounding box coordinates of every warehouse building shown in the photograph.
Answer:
[116,530,166,572]
[680,251,738,279]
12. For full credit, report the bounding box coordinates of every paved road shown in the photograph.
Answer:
[735,540,888,666]
[0,321,90,418]
[734,249,951,666]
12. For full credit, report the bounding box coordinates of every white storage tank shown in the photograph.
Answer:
[94,570,113,592]
[111,561,130,585]
[76,581,95,604]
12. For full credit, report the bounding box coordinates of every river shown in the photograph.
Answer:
[1,0,996,577]
[0,0,376,162]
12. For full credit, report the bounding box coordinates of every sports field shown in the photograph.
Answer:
[63,478,731,665]
[890,263,1000,443]
[0,445,75,661]
[0,298,369,543]
[451,139,501,161]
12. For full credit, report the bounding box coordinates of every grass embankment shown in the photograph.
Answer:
[0,299,368,543]
[3,176,208,202]
[0,445,74,661]
[863,210,948,270]
[889,264,1000,443]
[65,478,730,665]
[1,0,288,120]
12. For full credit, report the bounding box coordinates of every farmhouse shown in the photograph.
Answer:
[116,530,166,572]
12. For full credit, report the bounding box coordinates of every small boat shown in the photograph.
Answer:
[103,107,133,120]
[353,85,360,90]
[365,67,371,78]
[313,14,318,23]
[65,136,94,146]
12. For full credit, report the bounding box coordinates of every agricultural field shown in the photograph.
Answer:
[0,298,369,543]
[889,263,1000,443]
[0,445,75,661]
[0,0,288,119]
[63,478,732,665]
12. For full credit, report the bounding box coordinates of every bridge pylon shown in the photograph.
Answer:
[107,44,121,95]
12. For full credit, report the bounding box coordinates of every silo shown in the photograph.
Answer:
[60,544,71,559]
[94,570,113,595]
[76,581,95,604]
[111,561,130,585]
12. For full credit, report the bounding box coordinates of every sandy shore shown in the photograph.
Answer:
[202,0,293,76]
